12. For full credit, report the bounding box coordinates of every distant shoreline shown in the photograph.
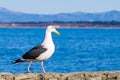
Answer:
[0,21,120,28]
[0,26,120,29]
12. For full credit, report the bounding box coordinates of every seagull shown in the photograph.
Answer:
[12,25,60,73]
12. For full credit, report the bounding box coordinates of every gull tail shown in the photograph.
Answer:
[12,58,24,64]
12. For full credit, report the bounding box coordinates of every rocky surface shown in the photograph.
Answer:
[0,72,120,80]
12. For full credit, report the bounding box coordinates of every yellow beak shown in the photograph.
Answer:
[54,30,60,35]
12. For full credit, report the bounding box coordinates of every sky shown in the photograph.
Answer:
[0,0,120,14]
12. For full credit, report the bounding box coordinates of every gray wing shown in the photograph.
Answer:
[22,45,47,59]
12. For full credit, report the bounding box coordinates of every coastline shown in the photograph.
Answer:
[0,26,120,29]
[0,71,120,80]
[0,21,120,28]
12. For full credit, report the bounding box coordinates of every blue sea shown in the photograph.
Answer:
[0,28,120,73]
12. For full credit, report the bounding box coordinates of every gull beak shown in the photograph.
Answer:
[54,30,60,35]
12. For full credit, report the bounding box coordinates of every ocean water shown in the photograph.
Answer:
[0,28,120,73]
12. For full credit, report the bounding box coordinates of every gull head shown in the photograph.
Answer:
[47,25,60,35]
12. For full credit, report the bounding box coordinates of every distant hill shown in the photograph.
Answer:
[0,7,120,22]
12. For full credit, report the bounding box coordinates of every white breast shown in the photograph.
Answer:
[36,44,55,61]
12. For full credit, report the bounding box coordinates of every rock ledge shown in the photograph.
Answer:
[0,72,120,80]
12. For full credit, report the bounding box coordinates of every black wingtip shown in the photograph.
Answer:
[12,60,17,64]
[12,60,18,64]
[12,59,22,64]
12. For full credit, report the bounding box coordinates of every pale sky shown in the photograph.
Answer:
[0,0,120,14]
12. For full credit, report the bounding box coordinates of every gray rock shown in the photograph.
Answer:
[0,72,120,80]
[0,72,14,80]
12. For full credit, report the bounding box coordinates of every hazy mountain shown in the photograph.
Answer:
[0,7,120,22]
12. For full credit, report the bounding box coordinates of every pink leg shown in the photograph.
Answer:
[27,61,32,73]
[40,62,46,74]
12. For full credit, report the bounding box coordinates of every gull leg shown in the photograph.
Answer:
[27,61,32,73]
[41,62,46,73]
